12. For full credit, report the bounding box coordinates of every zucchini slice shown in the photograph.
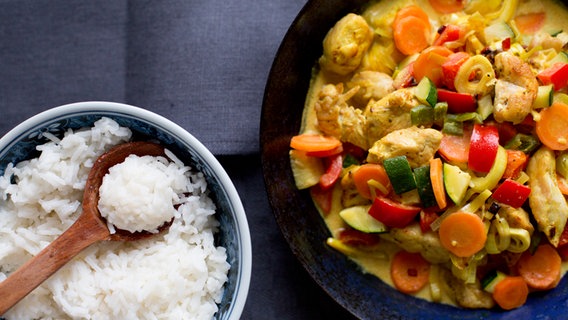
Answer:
[415,77,437,107]
[481,270,508,293]
[384,156,417,194]
[339,205,388,233]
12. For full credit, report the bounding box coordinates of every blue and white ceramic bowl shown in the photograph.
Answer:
[0,101,251,320]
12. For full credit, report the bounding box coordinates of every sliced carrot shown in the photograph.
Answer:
[390,250,430,294]
[492,276,529,310]
[428,0,465,14]
[558,175,568,195]
[535,102,568,151]
[503,149,528,179]
[437,125,472,165]
[306,144,343,157]
[394,5,430,27]
[517,243,562,290]
[438,211,487,257]
[429,158,447,209]
[514,12,546,35]
[393,16,431,55]
[413,46,453,86]
[352,163,391,199]
[290,134,342,153]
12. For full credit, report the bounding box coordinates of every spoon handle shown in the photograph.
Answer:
[0,212,109,315]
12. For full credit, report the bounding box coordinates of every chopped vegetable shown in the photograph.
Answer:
[514,12,546,35]
[289,149,324,189]
[339,205,388,234]
[439,211,487,257]
[537,63,568,90]
[290,134,342,152]
[535,102,568,150]
[414,165,437,208]
[481,269,507,293]
[390,251,430,294]
[517,244,561,290]
[470,146,507,192]
[438,126,471,165]
[336,228,381,247]
[368,195,421,228]
[533,85,554,109]
[310,184,333,214]
[415,77,437,107]
[410,105,435,126]
[502,149,528,179]
[420,209,440,233]
[443,163,471,204]
[437,89,477,113]
[428,0,465,14]
[433,24,464,47]
[413,46,453,86]
[429,158,447,209]
[352,163,391,199]
[492,276,529,310]
[383,156,417,194]
[319,154,343,188]
[441,51,470,90]
[468,124,500,173]
[504,133,540,153]
[306,144,343,157]
[393,5,431,55]
[492,179,531,208]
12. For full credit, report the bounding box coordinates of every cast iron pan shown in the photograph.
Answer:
[260,1,568,318]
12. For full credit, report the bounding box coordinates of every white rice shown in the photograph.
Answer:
[0,117,230,320]
[98,154,185,234]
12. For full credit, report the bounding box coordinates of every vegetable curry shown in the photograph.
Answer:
[289,0,568,310]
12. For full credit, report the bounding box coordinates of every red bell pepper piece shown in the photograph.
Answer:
[538,63,568,90]
[437,89,477,113]
[441,51,470,90]
[368,195,421,228]
[502,37,511,51]
[319,153,342,189]
[310,184,333,214]
[492,179,531,208]
[468,123,499,173]
[337,228,381,247]
[557,225,568,260]
[419,209,439,233]
[433,24,463,46]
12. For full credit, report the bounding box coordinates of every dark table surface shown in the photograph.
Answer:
[0,1,358,319]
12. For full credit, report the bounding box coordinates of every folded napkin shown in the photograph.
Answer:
[0,0,307,155]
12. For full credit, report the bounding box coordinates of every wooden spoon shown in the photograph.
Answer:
[0,141,171,315]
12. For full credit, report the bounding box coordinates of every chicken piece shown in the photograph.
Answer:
[497,204,534,235]
[315,86,419,150]
[530,32,568,52]
[315,83,368,148]
[380,223,450,264]
[364,88,419,143]
[346,70,395,107]
[527,146,568,247]
[319,13,374,76]
[441,267,495,309]
[493,52,538,124]
[367,126,443,168]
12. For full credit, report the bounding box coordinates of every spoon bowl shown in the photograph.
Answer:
[0,140,170,314]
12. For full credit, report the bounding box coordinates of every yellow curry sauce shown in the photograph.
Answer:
[294,0,568,309]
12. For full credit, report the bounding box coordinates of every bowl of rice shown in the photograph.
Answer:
[0,101,251,320]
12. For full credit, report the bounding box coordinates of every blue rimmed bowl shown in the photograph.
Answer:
[0,101,252,320]
[260,0,568,319]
